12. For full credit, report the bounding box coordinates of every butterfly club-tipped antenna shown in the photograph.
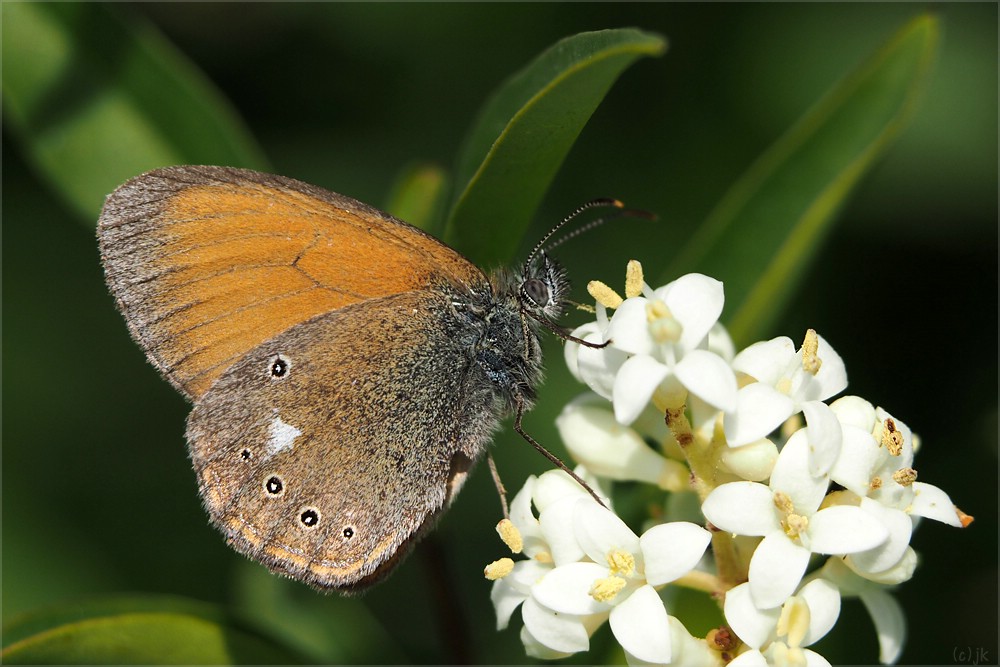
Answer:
[521,197,624,278]
[509,199,657,512]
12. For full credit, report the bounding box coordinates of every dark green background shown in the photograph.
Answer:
[3,3,996,664]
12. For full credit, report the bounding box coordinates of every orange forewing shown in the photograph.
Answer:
[98,166,484,400]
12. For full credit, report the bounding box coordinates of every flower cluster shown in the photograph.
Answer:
[486,262,972,666]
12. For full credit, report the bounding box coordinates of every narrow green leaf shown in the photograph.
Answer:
[383,163,449,232]
[664,14,939,346]
[444,28,666,267]
[1,3,268,223]
[1,594,303,664]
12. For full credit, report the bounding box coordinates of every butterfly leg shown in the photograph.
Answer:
[512,395,607,509]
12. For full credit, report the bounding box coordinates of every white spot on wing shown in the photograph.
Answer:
[267,415,302,456]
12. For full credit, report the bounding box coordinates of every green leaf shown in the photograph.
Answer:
[1,3,268,223]
[230,560,406,664]
[664,14,939,346]
[444,28,666,267]
[382,163,449,232]
[1,594,303,665]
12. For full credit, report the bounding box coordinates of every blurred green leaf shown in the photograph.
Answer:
[664,14,939,346]
[230,560,406,664]
[444,28,666,266]
[1,3,268,223]
[1,594,303,665]
[383,163,449,232]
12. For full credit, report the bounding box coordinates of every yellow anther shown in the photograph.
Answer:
[587,280,623,309]
[881,418,904,456]
[782,513,809,539]
[776,595,811,648]
[773,491,795,514]
[646,299,671,321]
[892,467,917,486]
[870,476,883,491]
[625,260,644,298]
[801,329,822,374]
[589,575,626,602]
[606,549,636,577]
[496,518,523,554]
[484,558,514,580]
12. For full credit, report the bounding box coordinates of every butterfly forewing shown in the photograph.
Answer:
[98,166,485,400]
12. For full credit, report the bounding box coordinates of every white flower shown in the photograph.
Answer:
[529,498,712,663]
[567,273,737,425]
[555,394,689,490]
[725,579,840,652]
[490,469,609,632]
[815,558,907,664]
[824,397,965,582]
[724,332,847,456]
[702,430,889,609]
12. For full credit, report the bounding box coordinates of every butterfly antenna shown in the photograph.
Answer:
[543,206,657,256]
[522,198,624,276]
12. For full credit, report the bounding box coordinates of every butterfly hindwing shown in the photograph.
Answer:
[185,289,499,590]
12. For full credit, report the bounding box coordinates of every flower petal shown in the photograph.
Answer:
[728,650,769,666]
[807,505,889,555]
[749,532,811,609]
[702,482,781,536]
[770,430,829,514]
[724,582,779,649]
[530,562,612,616]
[858,588,906,664]
[508,475,547,557]
[720,437,779,482]
[803,649,833,667]
[829,395,875,430]
[612,355,671,425]
[847,546,917,585]
[539,496,587,566]
[575,498,640,564]
[797,578,841,646]
[639,522,712,586]
[492,559,553,630]
[806,334,848,401]
[609,585,672,664]
[847,499,912,574]
[607,298,656,355]
[521,595,590,654]
[520,624,572,660]
[801,401,841,477]
[533,468,592,512]
[828,425,881,497]
[724,383,796,447]
[732,337,796,385]
[565,322,604,383]
[661,273,724,351]
[575,331,628,401]
[556,400,668,485]
[673,349,737,412]
[910,482,963,527]
[491,577,528,631]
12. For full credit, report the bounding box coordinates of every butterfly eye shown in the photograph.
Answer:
[269,355,290,379]
[264,475,285,496]
[299,507,321,528]
[521,277,550,308]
